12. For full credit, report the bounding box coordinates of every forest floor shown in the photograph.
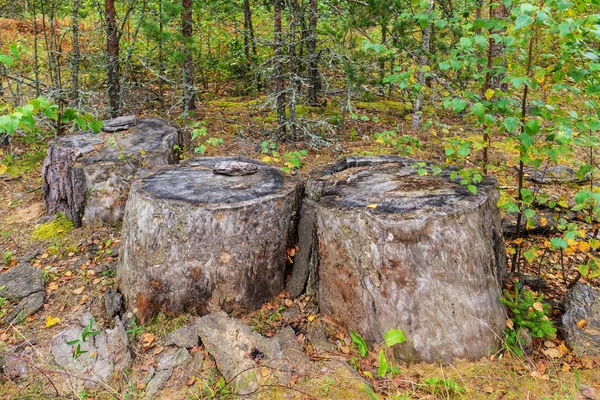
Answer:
[0,96,599,399]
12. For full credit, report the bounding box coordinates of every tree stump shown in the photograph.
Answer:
[305,156,507,362]
[42,118,181,227]
[117,157,303,323]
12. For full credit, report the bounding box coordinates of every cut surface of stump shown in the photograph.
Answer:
[117,157,302,323]
[42,118,181,227]
[304,156,507,363]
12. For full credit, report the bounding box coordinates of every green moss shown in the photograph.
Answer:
[31,214,74,241]
[356,100,410,115]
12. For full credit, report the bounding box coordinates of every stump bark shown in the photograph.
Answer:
[305,156,507,362]
[117,157,303,323]
[42,118,181,227]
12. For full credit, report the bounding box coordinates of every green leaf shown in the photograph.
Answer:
[350,331,368,358]
[89,120,104,133]
[550,237,568,250]
[514,14,534,30]
[384,329,406,347]
[504,117,520,133]
[0,54,14,67]
[470,103,486,118]
[467,184,477,195]
[377,350,388,378]
[519,132,534,147]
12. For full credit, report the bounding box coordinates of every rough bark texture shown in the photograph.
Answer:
[117,157,302,324]
[562,283,600,357]
[42,118,181,228]
[105,0,120,117]
[306,156,507,363]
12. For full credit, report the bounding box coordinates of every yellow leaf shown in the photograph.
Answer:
[579,241,591,253]
[505,318,514,330]
[514,238,523,245]
[139,149,146,156]
[540,217,548,227]
[366,204,378,209]
[484,88,495,100]
[567,239,578,249]
[532,302,544,312]
[0,164,6,175]
[561,362,571,372]
[307,315,316,322]
[261,156,271,163]
[45,315,61,328]
[577,319,587,329]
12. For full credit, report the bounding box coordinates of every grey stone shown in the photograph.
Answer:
[524,165,588,185]
[145,368,172,398]
[274,326,312,375]
[50,313,132,391]
[196,312,290,396]
[102,115,137,132]
[4,291,44,324]
[1,343,35,380]
[156,346,190,371]
[16,250,40,263]
[164,320,200,348]
[306,322,335,353]
[562,283,600,357]
[213,161,258,176]
[0,262,44,301]
[104,288,123,320]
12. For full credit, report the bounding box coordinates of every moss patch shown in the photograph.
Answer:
[31,214,74,241]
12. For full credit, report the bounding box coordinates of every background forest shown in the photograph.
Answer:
[1,0,600,398]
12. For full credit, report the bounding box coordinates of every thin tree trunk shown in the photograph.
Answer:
[379,22,386,96]
[307,0,319,106]
[71,0,81,106]
[412,0,434,129]
[288,0,298,139]
[158,0,165,109]
[243,0,257,60]
[32,0,41,97]
[106,0,121,117]
[274,0,286,138]
[181,0,196,113]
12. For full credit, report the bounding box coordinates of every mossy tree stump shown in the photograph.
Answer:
[117,157,303,323]
[42,118,181,227]
[303,156,507,362]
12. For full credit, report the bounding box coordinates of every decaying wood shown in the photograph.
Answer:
[117,157,303,323]
[42,118,181,227]
[305,156,507,363]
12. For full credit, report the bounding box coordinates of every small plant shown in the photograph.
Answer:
[66,316,101,359]
[282,150,308,173]
[260,140,278,156]
[374,130,420,156]
[126,317,144,340]
[3,250,13,265]
[350,330,368,357]
[268,306,286,322]
[501,282,556,356]
[422,377,465,396]
[377,329,406,378]
[323,375,335,394]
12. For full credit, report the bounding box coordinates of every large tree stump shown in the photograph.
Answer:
[42,118,181,227]
[305,156,507,363]
[117,157,303,323]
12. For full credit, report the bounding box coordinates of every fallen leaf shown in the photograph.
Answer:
[72,286,85,295]
[577,319,587,329]
[543,348,562,359]
[93,278,101,285]
[45,315,61,327]
[558,343,569,355]
[307,315,316,322]
[284,299,293,308]
[186,377,195,386]
[483,385,494,394]
[532,302,544,312]
[136,382,145,391]
[65,271,72,277]
[562,363,571,372]
[366,204,378,209]
[48,282,59,291]
[142,333,155,349]
[153,346,164,355]
[340,345,350,354]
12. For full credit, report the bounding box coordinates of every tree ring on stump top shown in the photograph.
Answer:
[213,160,258,176]
[141,157,288,205]
[307,155,497,218]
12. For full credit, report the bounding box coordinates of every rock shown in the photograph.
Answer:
[281,307,301,323]
[4,291,45,325]
[106,317,131,373]
[213,160,258,176]
[562,283,600,357]
[104,288,123,320]
[145,368,172,398]
[16,250,40,263]
[274,326,312,375]
[517,327,533,355]
[0,263,45,324]
[196,312,290,396]
[50,313,132,391]
[306,322,335,353]
[1,342,36,380]
[164,320,200,349]
[0,262,44,300]
[103,115,137,132]
[521,275,550,292]
[524,165,588,185]
[157,347,191,371]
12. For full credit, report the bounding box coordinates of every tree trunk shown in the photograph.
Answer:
[379,22,386,95]
[42,118,181,227]
[181,0,196,113]
[307,0,319,106]
[274,0,286,138]
[287,0,298,139]
[243,0,257,60]
[304,156,507,363]
[117,157,303,323]
[105,0,120,117]
[71,0,81,105]
[412,0,434,129]
[158,0,165,109]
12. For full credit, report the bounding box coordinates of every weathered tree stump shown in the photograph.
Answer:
[304,156,507,363]
[117,157,303,323]
[42,118,181,227]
